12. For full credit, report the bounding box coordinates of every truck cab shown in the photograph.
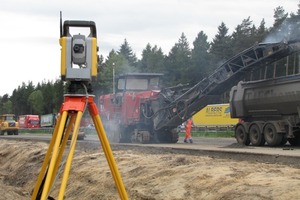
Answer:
[18,115,40,128]
[99,73,164,143]
[116,73,163,92]
[0,114,19,135]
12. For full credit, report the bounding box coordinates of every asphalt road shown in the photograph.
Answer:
[2,133,300,167]
[0,133,236,147]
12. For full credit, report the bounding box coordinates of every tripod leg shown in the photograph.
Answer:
[40,111,68,200]
[31,112,64,199]
[58,111,82,199]
[48,114,76,192]
[89,102,128,200]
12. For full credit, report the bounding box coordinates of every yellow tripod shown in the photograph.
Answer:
[31,94,128,200]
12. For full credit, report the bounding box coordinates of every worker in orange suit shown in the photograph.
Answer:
[184,118,193,143]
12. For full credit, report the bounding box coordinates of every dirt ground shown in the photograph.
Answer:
[1,139,300,200]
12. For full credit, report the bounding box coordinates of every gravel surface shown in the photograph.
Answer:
[1,137,300,199]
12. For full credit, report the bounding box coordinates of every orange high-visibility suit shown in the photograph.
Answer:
[184,119,193,143]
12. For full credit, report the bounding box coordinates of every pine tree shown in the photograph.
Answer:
[139,43,165,73]
[0,94,12,114]
[165,33,192,86]
[190,31,212,85]
[273,6,289,28]
[266,6,289,42]
[139,43,152,72]
[231,17,257,54]
[118,39,138,67]
[210,22,232,66]
[287,4,300,41]
[256,19,268,42]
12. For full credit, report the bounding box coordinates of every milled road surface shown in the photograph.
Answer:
[2,133,300,167]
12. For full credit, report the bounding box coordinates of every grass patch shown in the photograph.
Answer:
[19,128,53,134]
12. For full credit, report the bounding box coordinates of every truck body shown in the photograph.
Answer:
[192,104,238,130]
[40,114,57,127]
[99,40,300,144]
[230,74,300,146]
[99,73,175,143]
[40,113,85,140]
[0,114,19,135]
[18,115,40,128]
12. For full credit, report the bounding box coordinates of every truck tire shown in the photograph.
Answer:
[156,129,179,143]
[287,135,300,146]
[288,138,298,146]
[288,130,300,146]
[263,123,283,146]
[249,123,265,146]
[280,135,287,145]
[235,124,250,145]
[119,127,131,143]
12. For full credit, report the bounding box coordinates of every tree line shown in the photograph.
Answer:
[1,4,300,116]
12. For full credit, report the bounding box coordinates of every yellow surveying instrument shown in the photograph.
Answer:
[31,13,128,200]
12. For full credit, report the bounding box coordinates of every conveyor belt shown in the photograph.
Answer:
[154,40,300,131]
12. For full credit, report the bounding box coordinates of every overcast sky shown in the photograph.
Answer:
[0,0,298,95]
